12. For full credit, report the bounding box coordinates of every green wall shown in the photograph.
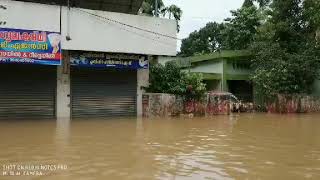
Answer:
[226,61,251,75]
[189,60,223,74]
[313,79,320,96]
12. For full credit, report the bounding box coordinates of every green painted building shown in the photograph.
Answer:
[182,50,253,101]
[158,50,320,102]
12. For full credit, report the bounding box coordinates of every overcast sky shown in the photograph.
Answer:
[162,0,244,51]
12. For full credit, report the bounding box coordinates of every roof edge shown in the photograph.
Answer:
[190,50,252,63]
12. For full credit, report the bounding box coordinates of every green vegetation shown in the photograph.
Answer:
[251,0,320,101]
[139,0,165,16]
[179,0,320,102]
[146,62,206,100]
[180,1,261,56]
[139,0,182,31]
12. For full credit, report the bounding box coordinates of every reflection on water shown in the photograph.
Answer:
[0,114,320,179]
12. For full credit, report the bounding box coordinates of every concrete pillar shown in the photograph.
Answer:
[221,59,228,92]
[56,51,71,119]
[137,68,149,117]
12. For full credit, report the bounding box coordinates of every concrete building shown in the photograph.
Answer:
[159,51,253,102]
[0,0,177,119]
[170,50,320,102]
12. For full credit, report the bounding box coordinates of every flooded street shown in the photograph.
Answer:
[1,113,320,180]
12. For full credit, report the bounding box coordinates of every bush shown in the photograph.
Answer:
[146,61,206,101]
[184,73,207,101]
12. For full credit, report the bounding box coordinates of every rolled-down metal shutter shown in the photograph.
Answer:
[71,68,137,118]
[0,64,56,119]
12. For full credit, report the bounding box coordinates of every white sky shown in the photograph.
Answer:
[162,0,244,51]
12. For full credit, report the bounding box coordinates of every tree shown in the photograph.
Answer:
[139,0,182,32]
[146,62,185,95]
[250,0,320,102]
[162,5,183,32]
[180,31,208,57]
[303,0,320,44]
[251,43,320,99]
[245,0,272,8]
[200,22,226,52]
[243,0,254,8]
[139,0,165,16]
[223,6,260,50]
[255,0,271,8]
[180,5,260,56]
[269,0,305,52]
[146,62,206,100]
[180,22,225,56]
[183,73,207,101]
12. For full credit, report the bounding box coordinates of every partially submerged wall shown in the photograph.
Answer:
[142,93,183,117]
[143,93,320,117]
[142,93,231,118]
[266,95,320,113]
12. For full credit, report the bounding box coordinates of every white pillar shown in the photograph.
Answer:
[56,51,71,119]
[137,68,149,117]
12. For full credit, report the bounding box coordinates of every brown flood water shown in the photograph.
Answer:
[0,113,320,180]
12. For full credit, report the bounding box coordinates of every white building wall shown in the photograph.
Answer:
[0,0,177,56]
[0,1,60,32]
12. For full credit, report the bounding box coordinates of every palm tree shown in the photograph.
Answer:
[139,1,182,32]
[139,0,165,16]
[162,5,183,32]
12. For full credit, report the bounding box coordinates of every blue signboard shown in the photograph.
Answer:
[70,52,148,69]
[0,28,61,65]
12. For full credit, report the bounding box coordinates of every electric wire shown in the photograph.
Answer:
[75,8,177,48]
[77,8,181,41]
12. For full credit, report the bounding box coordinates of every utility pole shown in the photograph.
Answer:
[155,0,159,17]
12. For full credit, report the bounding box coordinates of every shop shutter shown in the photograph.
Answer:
[0,64,56,119]
[71,67,137,118]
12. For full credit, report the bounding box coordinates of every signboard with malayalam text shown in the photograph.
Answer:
[0,28,61,65]
[70,51,148,69]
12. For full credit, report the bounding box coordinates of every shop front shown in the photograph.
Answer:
[0,28,61,119]
[69,51,148,118]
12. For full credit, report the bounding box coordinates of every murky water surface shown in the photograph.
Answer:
[0,113,320,180]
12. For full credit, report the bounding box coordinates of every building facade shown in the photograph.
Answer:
[0,0,177,119]
[159,51,254,102]
[169,50,320,103]
[187,51,253,102]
